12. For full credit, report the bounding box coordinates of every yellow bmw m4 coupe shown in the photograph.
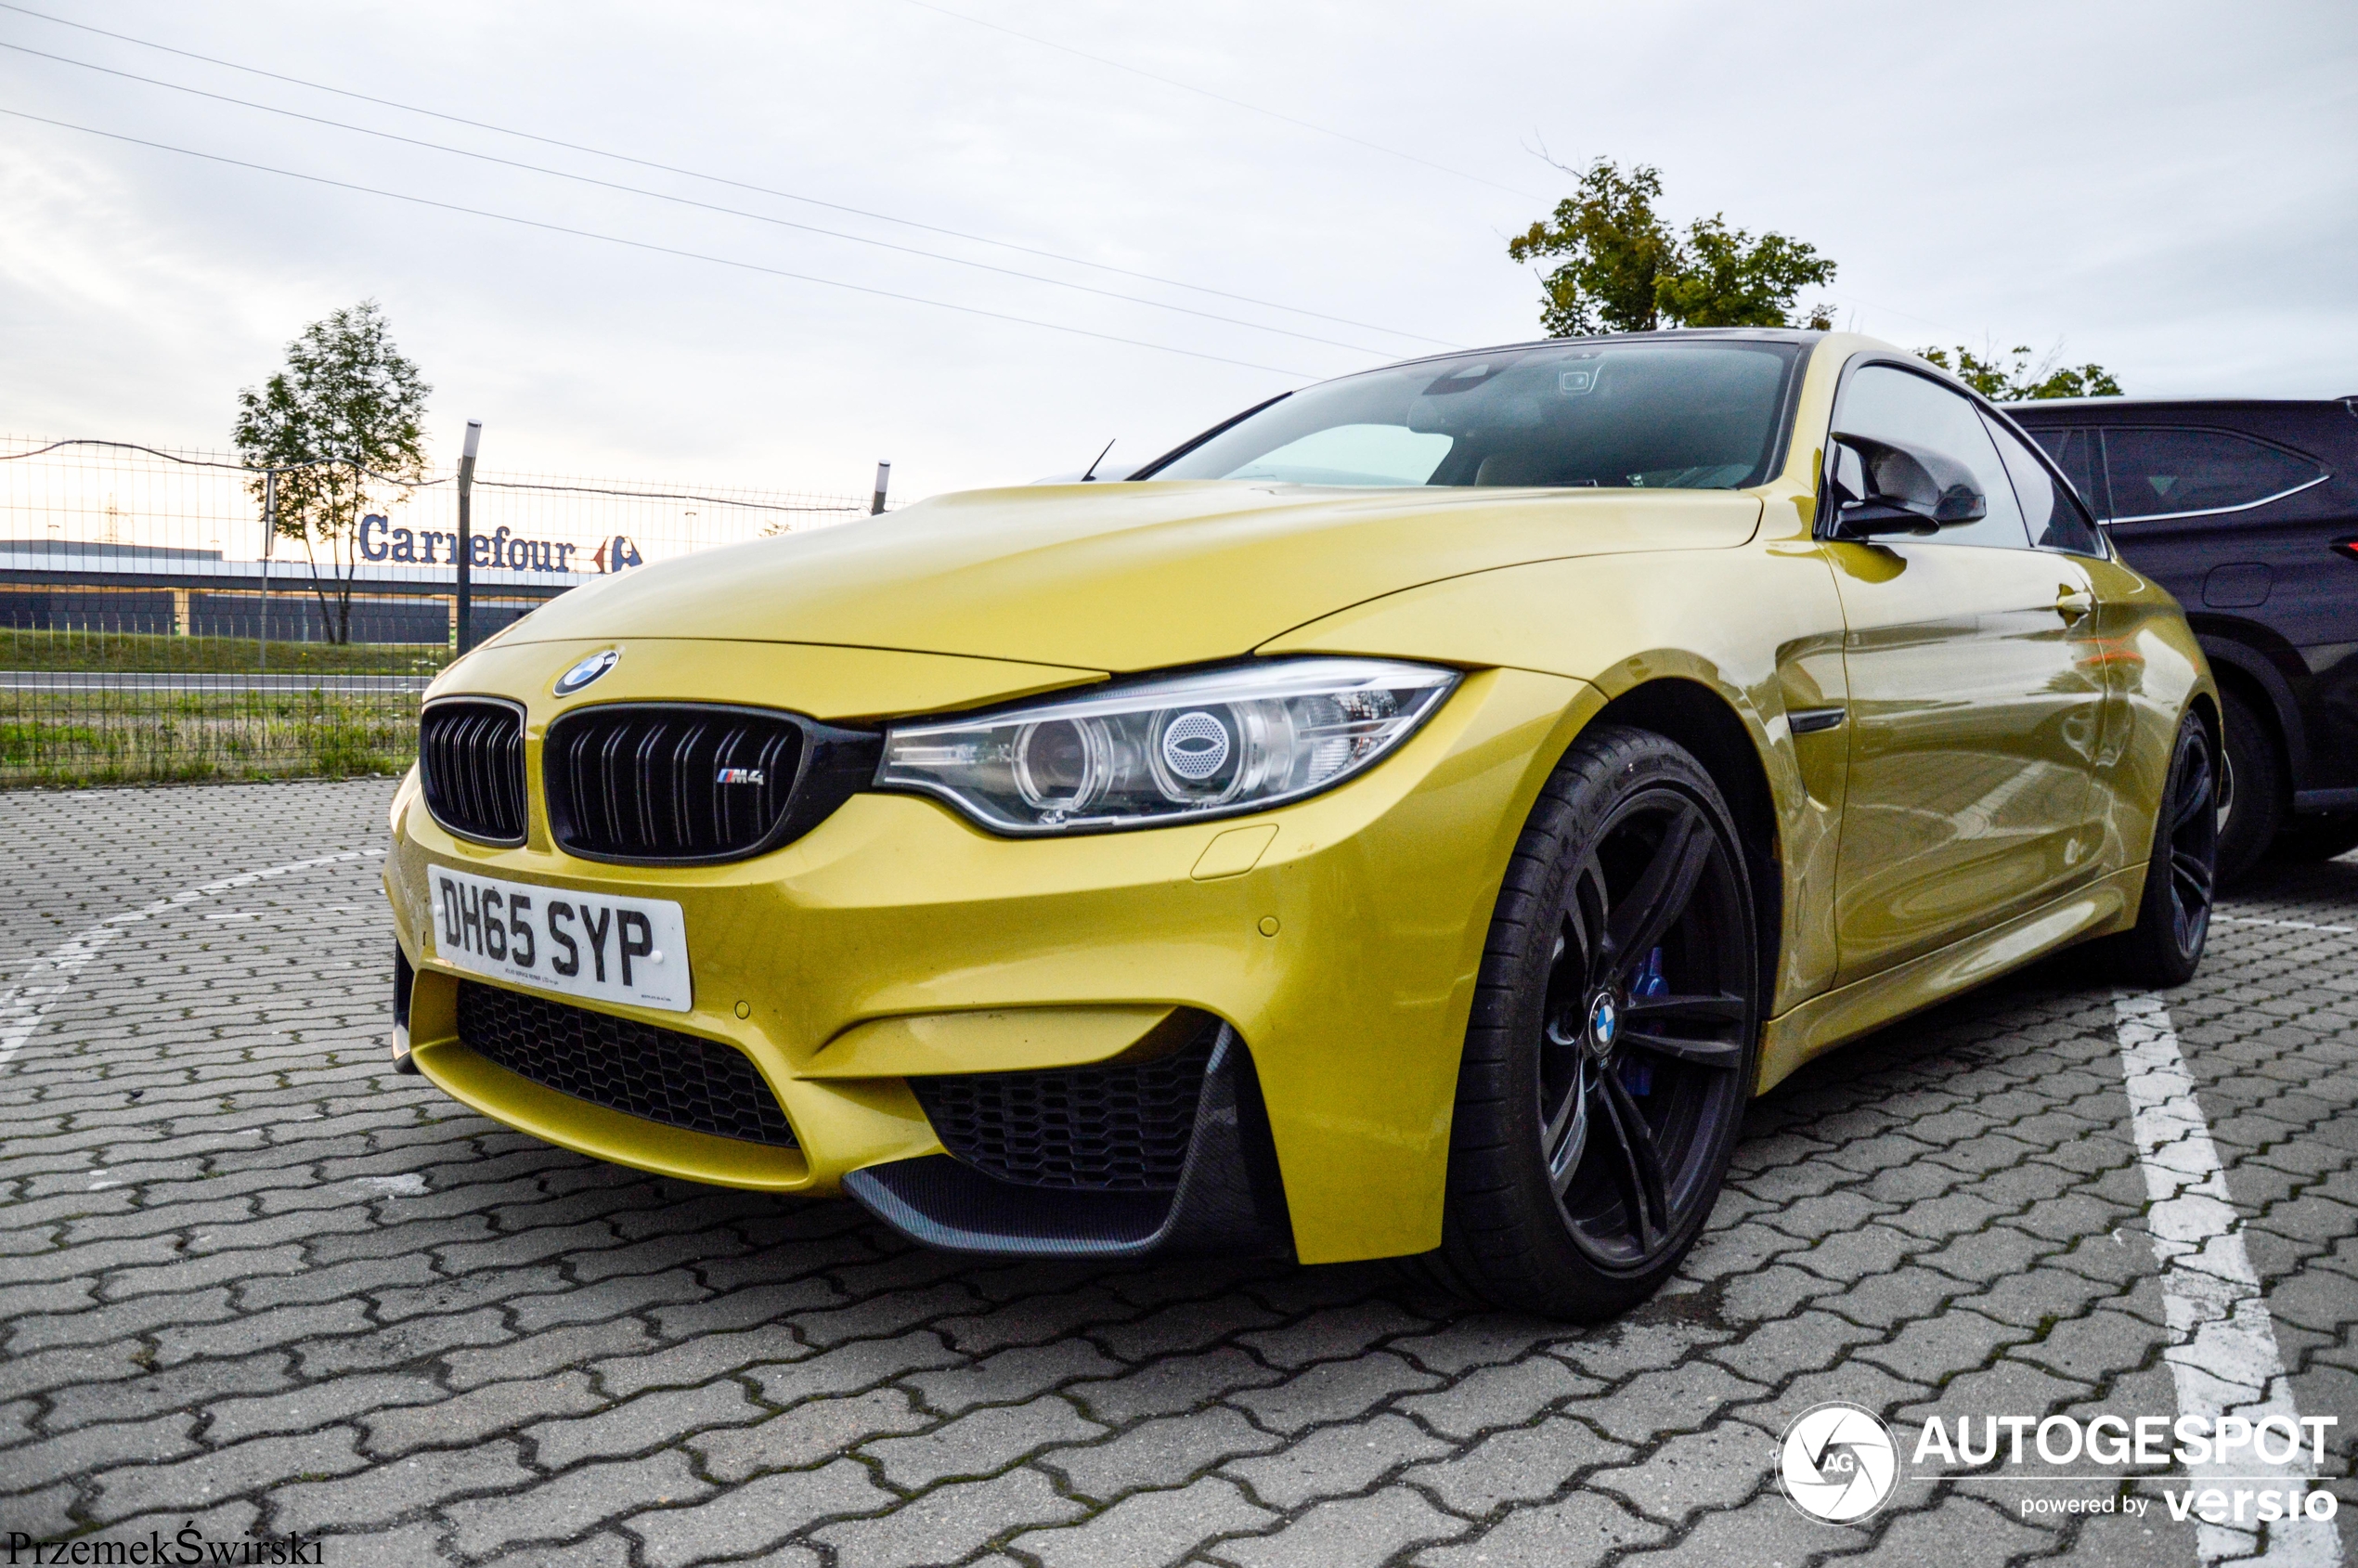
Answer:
[384,330,2219,1318]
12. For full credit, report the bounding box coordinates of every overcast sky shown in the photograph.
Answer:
[3,0,2353,503]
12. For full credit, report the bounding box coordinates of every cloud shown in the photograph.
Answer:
[2,0,2352,498]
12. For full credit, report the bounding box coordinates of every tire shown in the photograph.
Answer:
[1425,725,1760,1320]
[2107,709,2218,989]
[2271,812,2358,865]
[2215,686,2282,887]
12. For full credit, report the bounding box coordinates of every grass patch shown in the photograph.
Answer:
[1,688,417,787]
[0,627,450,675]
[1,719,101,767]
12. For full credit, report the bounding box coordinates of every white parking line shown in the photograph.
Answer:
[0,849,385,1074]
[2113,991,2342,1566]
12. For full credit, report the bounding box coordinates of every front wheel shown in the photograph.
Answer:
[1426,725,1760,1320]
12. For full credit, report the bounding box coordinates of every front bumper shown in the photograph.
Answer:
[385,646,1593,1263]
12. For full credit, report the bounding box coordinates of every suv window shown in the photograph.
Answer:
[1831,364,2029,548]
[2025,428,2105,517]
[2103,427,2326,520]
[1984,415,2103,555]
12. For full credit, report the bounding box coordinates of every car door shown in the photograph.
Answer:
[1821,363,2110,983]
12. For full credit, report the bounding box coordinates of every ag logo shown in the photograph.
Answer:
[1779,1402,1898,1523]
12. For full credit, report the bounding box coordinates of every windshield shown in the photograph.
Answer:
[1145,338,1805,490]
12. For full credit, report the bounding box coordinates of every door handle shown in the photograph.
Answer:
[2055,586,2094,625]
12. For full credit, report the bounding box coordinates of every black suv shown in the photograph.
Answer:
[2008,397,2358,880]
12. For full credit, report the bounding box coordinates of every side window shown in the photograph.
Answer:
[1832,365,2030,548]
[1984,414,2104,555]
[2103,428,2326,520]
[2026,427,2106,518]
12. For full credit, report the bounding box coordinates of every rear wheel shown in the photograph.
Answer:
[2108,709,2218,988]
[2215,686,2281,887]
[1427,726,1759,1320]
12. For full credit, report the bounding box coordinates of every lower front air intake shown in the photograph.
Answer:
[846,1023,1293,1260]
[456,981,797,1147]
[907,1032,1218,1192]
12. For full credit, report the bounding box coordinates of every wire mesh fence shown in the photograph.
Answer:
[0,435,872,787]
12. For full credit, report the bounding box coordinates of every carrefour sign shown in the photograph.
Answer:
[358,515,642,573]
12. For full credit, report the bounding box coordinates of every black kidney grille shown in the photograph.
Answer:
[547,706,804,862]
[457,980,797,1147]
[420,700,527,845]
[910,1030,1217,1192]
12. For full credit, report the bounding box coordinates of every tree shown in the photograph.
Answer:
[232,301,431,643]
[1917,344,2123,401]
[1509,159,1836,337]
[1507,161,1677,336]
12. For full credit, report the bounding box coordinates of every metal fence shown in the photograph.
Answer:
[0,435,872,787]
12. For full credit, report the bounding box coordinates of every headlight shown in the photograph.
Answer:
[876,657,1459,834]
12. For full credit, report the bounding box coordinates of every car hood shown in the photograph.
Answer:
[500,481,1764,672]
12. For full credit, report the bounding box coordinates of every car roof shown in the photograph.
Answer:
[1357,327,1825,377]
[2005,395,2357,416]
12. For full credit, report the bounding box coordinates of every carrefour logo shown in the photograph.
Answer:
[357,516,643,575]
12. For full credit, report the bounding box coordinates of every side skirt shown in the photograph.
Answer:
[1755,865,2143,1095]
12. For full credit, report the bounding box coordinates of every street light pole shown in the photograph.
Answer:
[455,420,481,654]
[871,460,891,516]
[258,468,276,673]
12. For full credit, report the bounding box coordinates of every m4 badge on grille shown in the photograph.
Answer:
[715,767,766,785]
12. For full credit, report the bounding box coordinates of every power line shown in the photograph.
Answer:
[892,0,1547,202]
[0,438,865,512]
[0,435,436,487]
[0,0,1458,348]
[0,107,1320,378]
[0,36,1397,357]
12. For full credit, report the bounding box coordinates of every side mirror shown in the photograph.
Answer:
[1826,432,1987,538]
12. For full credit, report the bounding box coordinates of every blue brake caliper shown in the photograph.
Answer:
[1620,946,1667,1096]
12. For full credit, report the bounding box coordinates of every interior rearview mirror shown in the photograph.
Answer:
[1826,432,1988,538]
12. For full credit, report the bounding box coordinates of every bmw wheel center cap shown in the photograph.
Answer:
[554,649,619,696]
[1588,993,1619,1056]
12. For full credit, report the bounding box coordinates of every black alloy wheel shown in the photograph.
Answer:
[2110,710,2218,988]
[1427,725,1760,1319]
[2163,722,2221,953]
[1536,792,1752,1268]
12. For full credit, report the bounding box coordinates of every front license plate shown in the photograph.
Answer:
[428,867,692,1014]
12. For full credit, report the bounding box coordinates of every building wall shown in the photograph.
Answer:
[0,586,542,644]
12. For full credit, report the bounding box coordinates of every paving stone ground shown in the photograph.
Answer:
[0,778,2352,1566]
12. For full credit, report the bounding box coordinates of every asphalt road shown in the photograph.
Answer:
[0,778,2351,1566]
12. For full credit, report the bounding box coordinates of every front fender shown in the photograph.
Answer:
[1259,538,1851,1013]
